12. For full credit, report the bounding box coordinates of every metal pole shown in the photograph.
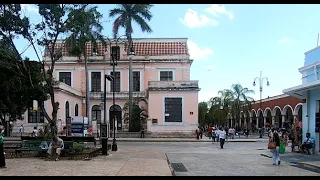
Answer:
[82,116,84,137]
[101,38,111,156]
[104,75,107,125]
[111,45,117,151]
[36,110,38,131]
[259,71,262,129]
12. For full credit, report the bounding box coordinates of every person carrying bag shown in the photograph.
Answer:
[268,129,281,165]
[268,136,276,152]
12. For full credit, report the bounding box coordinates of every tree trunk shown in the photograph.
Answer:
[128,37,133,129]
[84,52,90,125]
[50,91,59,137]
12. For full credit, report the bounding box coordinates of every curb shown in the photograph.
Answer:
[261,153,272,158]
[165,153,176,176]
[296,162,320,173]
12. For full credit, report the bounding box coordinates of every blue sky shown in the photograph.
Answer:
[18,4,320,102]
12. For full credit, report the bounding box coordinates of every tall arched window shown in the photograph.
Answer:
[75,104,79,116]
[65,101,70,120]
[92,105,101,124]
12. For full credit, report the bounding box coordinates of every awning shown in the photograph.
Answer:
[282,80,320,99]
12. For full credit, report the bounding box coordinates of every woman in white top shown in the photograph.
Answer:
[219,127,227,149]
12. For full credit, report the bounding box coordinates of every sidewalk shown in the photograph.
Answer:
[105,137,269,143]
[261,148,320,173]
[1,144,172,176]
[4,136,270,143]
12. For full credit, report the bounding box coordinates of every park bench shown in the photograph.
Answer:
[21,136,96,146]
[15,140,75,158]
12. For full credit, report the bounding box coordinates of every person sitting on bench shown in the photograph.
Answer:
[47,136,64,161]
[301,133,314,155]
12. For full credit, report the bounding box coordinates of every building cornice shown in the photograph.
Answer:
[252,94,289,104]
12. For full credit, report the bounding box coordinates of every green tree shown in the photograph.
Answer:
[209,84,254,127]
[198,102,208,126]
[109,4,153,127]
[65,4,107,124]
[123,97,148,132]
[230,84,254,126]
[0,40,47,126]
[26,4,80,136]
[0,5,48,127]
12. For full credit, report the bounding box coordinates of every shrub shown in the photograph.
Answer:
[73,142,84,153]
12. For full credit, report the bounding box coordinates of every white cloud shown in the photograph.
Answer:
[179,9,219,28]
[205,4,234,20]
[21,4,38,14]
[187,40,213,60]
[278,37,293,45]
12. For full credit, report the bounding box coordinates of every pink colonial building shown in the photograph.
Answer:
[14,38,200,137]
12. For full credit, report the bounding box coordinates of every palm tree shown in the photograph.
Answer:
[230,84,254,126]
[209,85,254,127]
[209,89,234,125]
[65,5,106,124]
[109,4,153,128]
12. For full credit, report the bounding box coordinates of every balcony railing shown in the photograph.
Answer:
[148,81,200,91]
[90,91,146,100]
[54,82,82,97]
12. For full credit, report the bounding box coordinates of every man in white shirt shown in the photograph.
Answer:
[215,128,220,142]
[219,127,227,149]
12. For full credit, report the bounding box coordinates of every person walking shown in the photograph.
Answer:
[212,127,216,143]
[208,126,213,139]
[0,126,6,168]
[270,129,281,165]
[199,127,203,139]
[19,124,24,137]
[219,127,227,149]
[140,126,145,138]
[215,127,220,142]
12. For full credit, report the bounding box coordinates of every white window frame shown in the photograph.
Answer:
[107,70,122,92]
[56,70,73,87]
[127,69,144,92]
[158,69,175,81]
[162,96,185,125]
[89,70,104,92]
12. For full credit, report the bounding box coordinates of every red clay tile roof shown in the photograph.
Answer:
[44,38,189,57]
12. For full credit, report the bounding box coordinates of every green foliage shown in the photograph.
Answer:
[0,39,48,124]
[198,102,208,126]
[123,97,148,132]
[39,123,53,139]
[109,5,153,126]
[109,4,153,39]
[65,4,106,57]
[73,142,84,152]
[0,4,31,45]
[203,84,255,126]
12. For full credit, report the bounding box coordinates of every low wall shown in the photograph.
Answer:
[114,131,196,138]
[150,132,196,138]
[115,132,152,138]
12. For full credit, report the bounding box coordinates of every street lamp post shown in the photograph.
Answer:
[99,37,113,156]
[109,34,128,152]
[253,71,270,131]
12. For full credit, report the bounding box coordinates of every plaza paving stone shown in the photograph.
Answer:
[0,141,319,176]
